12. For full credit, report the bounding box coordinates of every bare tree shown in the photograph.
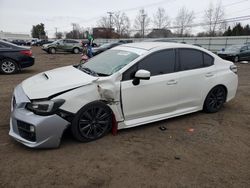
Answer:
[55,32,63,39]
[153,7,170,29]
[97,16,111,28]
[113,12,130,37]
[134,9,150,38]
[174,7,195,36]
[203,1,225,36]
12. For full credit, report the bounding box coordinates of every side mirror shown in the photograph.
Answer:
[132,69,150,86]
[56,42,59,45]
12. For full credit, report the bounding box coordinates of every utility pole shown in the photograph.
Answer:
[142,14,146,38]
[107,12,114,29]
[107,12,114,38]
[55,27,58,38]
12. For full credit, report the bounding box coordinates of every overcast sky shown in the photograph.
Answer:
[0,0,250,37]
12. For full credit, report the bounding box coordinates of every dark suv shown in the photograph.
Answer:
[42,39,82,54]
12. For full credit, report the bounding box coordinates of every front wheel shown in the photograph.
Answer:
[0,59,18,74]
[49,47,56,54]
[203,86,226,113]
[71,101,112,142]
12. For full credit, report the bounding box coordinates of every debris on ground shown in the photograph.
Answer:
[188,128,195,132]
[159,126,168,131]
[174,156,181,160]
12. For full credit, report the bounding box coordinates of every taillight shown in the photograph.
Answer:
[20,50,32,57]
[230,65,237,74]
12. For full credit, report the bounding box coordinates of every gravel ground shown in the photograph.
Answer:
[0,47,249,188]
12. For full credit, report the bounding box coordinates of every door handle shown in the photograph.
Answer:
[205,72,214,77]
[167,80,178,85]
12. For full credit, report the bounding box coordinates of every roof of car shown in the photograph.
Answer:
[121,42,197,51]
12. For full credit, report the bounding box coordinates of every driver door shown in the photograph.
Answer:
[121,49,179,125]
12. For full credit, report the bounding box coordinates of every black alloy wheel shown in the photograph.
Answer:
[204,86,226,113]
[71,101,112,142]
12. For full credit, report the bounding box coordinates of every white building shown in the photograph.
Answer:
[0,31,32,41]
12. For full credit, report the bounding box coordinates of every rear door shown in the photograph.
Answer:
[175,48,216,110]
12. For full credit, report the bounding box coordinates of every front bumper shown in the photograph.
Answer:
[9,84,70,148]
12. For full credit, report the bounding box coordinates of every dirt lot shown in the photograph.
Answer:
[0,47,249,188]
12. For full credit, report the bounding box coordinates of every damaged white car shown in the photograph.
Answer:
[9,42,238,148]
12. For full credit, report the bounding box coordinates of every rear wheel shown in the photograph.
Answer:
[0,59,18,74]
[71,101,112,142]
[73,48,80,54]
[49,47,56,54]
[234,55,239,63]
[203,86,226,113]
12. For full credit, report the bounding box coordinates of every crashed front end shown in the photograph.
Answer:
[9,84,70,148]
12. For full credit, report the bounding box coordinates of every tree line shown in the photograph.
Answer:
[31,1,250,39]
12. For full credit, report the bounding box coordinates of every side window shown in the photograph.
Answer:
[179,49,203,71]
[203,53,214,67]
[122,64,138,81]
[0,42,11,48]
[0,43,5,48]
[241,46,248,51]
[138,49,176,76]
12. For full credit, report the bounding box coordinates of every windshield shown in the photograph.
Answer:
[225,45,243,52]
[79,50,139,76]
[52,40,61,44]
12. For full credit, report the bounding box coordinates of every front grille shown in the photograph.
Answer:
[17,120,36,142]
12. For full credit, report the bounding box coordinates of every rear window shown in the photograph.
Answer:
[179,49,203,70]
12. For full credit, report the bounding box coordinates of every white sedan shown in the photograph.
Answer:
[9,42,238,148]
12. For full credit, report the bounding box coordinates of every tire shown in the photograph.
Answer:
[0,59,18,74]
[49,47,56,54]
[203,86,226,113]
[234,56,239,63]
[71,101,112,142]
[73,48,80,54]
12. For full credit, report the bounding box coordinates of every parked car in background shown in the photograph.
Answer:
[145,39,177,43]
[92,42,122,56]
[118,40,133,44]
[0,40,34,74]
[9,42,238,148]
[11,40,28,46]
[32,39,54,46]
[217,44,250,62]
[42,39,82,54]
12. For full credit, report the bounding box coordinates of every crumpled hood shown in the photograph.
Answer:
[22,66,98,99]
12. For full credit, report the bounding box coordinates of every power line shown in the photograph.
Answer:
[129,14,250,32]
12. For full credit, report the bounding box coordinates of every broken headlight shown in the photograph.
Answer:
[26,99,65,115]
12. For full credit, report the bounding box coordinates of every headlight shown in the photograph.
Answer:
[26,99,65,115]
